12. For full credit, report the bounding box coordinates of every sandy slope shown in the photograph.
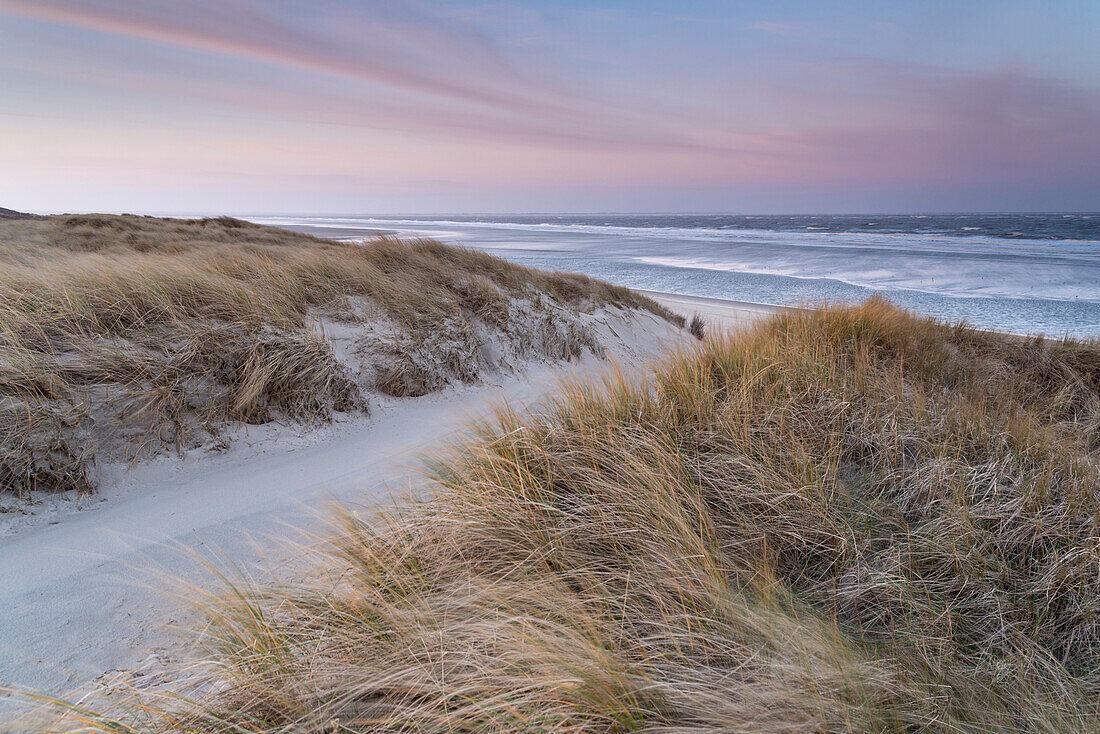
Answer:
[0,307,687,709]
[638,290,787,332]
[0,293,783,712]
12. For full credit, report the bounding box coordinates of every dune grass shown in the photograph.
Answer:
[0,207,40,221]
[26,297,1100,732]
[0,214,676,495]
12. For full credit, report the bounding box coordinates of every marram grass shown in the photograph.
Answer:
[0,214,674,495]
[23,298,1100,732]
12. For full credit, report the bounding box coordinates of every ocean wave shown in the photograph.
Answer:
[634,256,1099,303]
[259,216,1100,261]
[248,215,1100,337]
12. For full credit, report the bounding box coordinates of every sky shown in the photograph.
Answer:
[1,0,1098,214]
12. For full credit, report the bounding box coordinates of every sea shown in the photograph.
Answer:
[252,214,1100,339]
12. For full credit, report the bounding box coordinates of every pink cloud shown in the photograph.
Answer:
[1,1,1096,210]
[0,0,561,113]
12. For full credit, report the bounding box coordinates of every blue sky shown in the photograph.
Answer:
[1,0,1097,213]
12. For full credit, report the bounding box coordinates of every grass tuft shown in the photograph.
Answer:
[688,312,705,339]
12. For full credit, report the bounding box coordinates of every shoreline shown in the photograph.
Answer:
[637,290,791,332]
[255,219,1099,339]
[639,289,1062,340]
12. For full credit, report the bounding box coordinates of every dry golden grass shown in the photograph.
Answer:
[25,298,1100,732]
[0,214,676,495]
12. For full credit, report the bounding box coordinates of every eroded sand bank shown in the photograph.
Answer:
[0,306,685,707]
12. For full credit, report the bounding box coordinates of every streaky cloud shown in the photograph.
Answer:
[0,0,571,115]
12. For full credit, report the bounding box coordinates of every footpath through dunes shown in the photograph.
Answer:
[0,214,688,710]
[0,214,679,498]
[26,298,1100,733]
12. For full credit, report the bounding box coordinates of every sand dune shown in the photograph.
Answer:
[0,305,685,706]
[0,214,795,711]
[0,287,786,704]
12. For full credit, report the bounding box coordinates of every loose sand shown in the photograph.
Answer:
[0,293,776,712]
[0,306,681,706]
[639,290,788,332]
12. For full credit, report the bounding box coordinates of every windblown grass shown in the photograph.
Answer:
[0,214,675,495]
[27,297,1100,732]
[688,312,706,339]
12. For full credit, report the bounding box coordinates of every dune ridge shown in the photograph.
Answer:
[0,214,678,497]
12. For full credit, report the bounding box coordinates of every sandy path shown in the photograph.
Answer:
[0,295,781,711]
[0,308,686,708]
